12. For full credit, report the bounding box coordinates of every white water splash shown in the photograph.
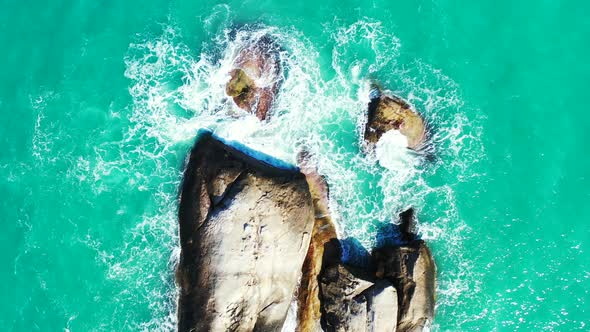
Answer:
[375,129,415,170]
[108,13,485,331]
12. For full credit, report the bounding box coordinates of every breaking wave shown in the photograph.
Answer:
[84,8,487,330]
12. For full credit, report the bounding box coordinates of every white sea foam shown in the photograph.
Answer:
[106,13,485,330]
[375,129,415,170]
[31,91,61,164]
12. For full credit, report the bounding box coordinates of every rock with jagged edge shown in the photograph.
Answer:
[317,208,436,332]
[319,263,399,332]
[372,208,436,332]
[175,130,436,332]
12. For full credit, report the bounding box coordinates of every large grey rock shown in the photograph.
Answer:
[176,130,315,332]
[369,280,399,332]
[371,208,436,332]
[318,207,435,332]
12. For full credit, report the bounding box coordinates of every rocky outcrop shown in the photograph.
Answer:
[319,264,399,332]
[318,208,436,332]
[226,34,283,120]
[175,130,435,332]
[176,130,314,332]
[372,208,436,332]
[364,88,426,150]
[373,242,435,332]
[294,157,434,332]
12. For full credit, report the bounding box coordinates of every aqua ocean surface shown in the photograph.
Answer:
[1,0,589,330]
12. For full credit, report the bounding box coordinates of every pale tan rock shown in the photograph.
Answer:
[369,281,398,332]
[176,131,314,332]
[319,264,400,332]
[319,264,373,332]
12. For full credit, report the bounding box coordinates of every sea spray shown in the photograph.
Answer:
[118,13,484,330]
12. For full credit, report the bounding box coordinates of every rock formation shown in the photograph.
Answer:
[364,88,426,150]
[175,131,436,332]
[319,263,399,332]
[226,34,283,120]
[176,130,314,332]
[318,208,436,332]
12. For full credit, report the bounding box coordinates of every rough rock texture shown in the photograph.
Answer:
[372,208,435,332]
[295,155,339,332]
[317,208,436,332]
[319,264,398,332]
[175,133,435,331]
[176,131,314,332]
[226,34,282,120]
[370,280,399,332]
[373,242,436,332]
[364,90,426,150]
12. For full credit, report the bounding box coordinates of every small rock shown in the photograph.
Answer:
[226,34,282,120]
[365,89,426,150]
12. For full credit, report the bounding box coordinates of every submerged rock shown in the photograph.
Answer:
[176,130,314,332]
[364,89,426,150]
[226,34,283,120]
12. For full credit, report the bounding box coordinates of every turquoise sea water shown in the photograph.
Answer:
[1,0,589,330]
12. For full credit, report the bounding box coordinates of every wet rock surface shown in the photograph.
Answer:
[226,34,283,120]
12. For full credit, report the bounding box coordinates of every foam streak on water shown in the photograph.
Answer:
[115,11,484,331]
